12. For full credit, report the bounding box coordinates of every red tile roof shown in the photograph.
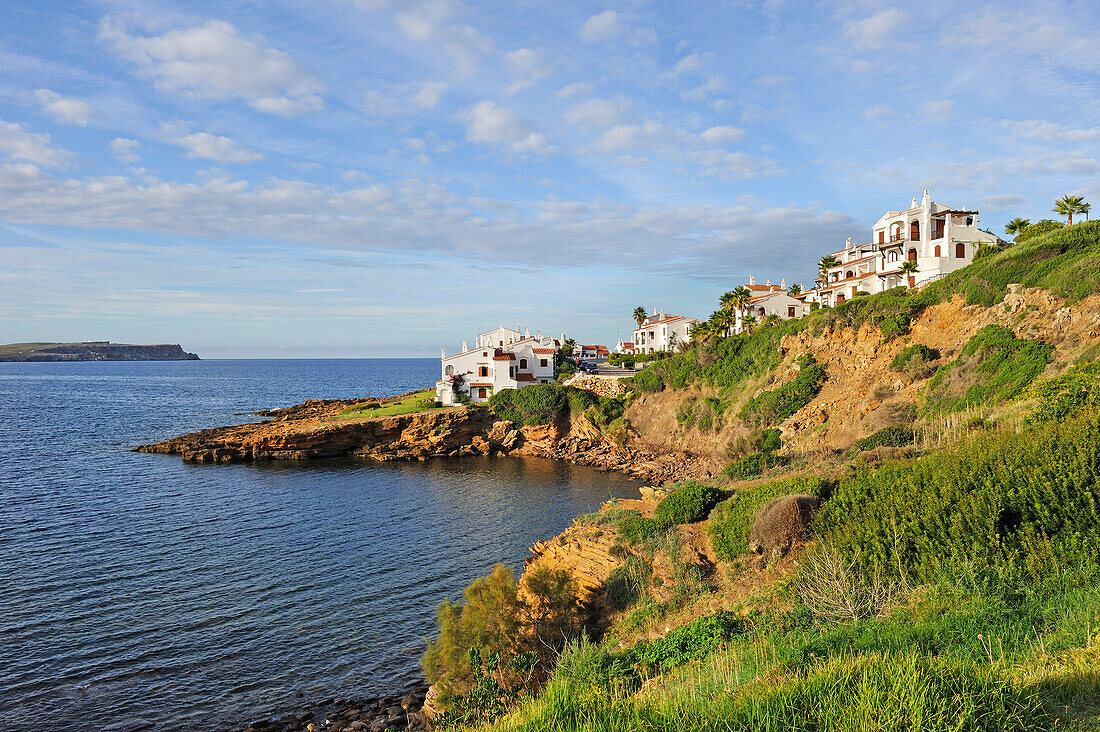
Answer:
[532,348,556,354]
[493,353,515,360]
[469,382,492,387]
[515,373,536,382]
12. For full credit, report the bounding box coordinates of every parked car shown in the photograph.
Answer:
[579,361,600,374]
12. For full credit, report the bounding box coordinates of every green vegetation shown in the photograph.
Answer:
[923,325,1053,415]
[336,389,443,419]
[653,482,722,525]
[855,424,915,451]
[722,450,786,480]
[488,384,600,426]
[1017,218,1064,242]
[740,354,827,427]
[889,343,938,372]
[1028,360,1100,423]
[709,475,826,560]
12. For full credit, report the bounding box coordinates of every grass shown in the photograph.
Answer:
[333,389,446,419]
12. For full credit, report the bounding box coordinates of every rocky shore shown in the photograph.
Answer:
[134,391,709,486]
[237,685,429,732]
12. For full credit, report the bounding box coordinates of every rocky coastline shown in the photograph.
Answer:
[235,684,430,732]
[134,389,709,486]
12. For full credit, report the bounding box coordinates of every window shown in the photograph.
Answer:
[934,219,945,239]
[788,306,796,317]
[478,366,488,377]
[934,245,941,257]
[445,365,454,375]
[509,366,515,377]
[540,358,547,367]
[956,242,966,258]
[910,220,920,240]
[878,230,884,243]
[478,388,487,399]
[837,294,846,303]
[483,351,488,357]
[888,251,898,263]
[519,358,528,369]
[845,270,854,279]
[908,249,917,262]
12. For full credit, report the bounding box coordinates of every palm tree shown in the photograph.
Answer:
[713,308,737,336]
[1054,194,1088,225]
[900,259,919,287]
[787,283,802,296]
[741,314,757,334]
[1004,218,1031,238]
[632,306,647,328]
[689,320,714,344]
[719,291,736,311]
[818,255,840,282]
[1083,202,1091,221]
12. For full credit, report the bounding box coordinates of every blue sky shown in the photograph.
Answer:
[1,0,1098,357]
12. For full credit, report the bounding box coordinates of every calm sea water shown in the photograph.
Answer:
[0,359,638,731]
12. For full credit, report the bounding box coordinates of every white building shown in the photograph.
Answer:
[576,344,610,362]
[816,190,1002,307]
[733,277,810,333]
[435,330,562,406]
[633,309,697,354]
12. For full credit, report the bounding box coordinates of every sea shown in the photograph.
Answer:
[0,359,639,731]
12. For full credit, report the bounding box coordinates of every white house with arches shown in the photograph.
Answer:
[815,190,1002,307]
[632,309,697,354]
[435,329,562,405]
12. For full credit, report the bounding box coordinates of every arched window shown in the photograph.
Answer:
[888,251,898,263]
[519,358,528,369]
[908,249,917,262]
[837,294,846,303]
[910,220,920,240]
[845,270,854,279]
[934,245,941,257]
[956,242,966,258]
[445,365,454,376]
[891,223,902,240]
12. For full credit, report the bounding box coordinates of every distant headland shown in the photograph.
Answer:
[0,341,200,362]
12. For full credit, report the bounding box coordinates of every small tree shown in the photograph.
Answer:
[788,283,802,296]
[632,306,647,327]
[818,254,840,281]
[900,259,919,287]
[741,314,757,334]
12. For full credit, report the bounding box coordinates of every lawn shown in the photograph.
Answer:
[333,389,449,420]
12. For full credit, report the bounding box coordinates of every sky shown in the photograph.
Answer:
[1,1,1098,357]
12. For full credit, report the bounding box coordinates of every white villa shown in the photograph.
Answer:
[576,344,610,362]
[814,190,1002,307]
[734,276,810,333]
[632,309,697,354]
[435,326,562,406]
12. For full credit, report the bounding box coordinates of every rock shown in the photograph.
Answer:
[350,721,367,731]
[400,694,419,710]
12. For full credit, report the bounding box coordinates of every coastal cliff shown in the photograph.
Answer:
[0,341,199,361]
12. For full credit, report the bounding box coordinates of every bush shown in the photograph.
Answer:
[488,384,598,426]
[722,450,787,480]
[814,409,1100,588]
[760,427,782,452]
[890,343,938,372]
[856,425,915,451]
[740,353,827,426]
[654,482,722,525]
[632,611,742,672]
[708,475,826,560]
[1028,360,1100,423]
[1015,218,1063,242]
[618,513,670,545]
[923,325,1053,415]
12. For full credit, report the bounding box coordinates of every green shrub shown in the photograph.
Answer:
[723,450,787,480]
[1028,361,1100,423]
[923,325,1053,415]
[654,482,722,525]
[814,409,1100,587]
[760,427,782,452]
[632,611,742,672]
[1016,218,1063,242]
[618,513,670,545]
[708,476,826,560]
[890,343,938,371]
[740,353,826,426]
[856,425,915,451]
[604,554,652,611]
[489,384,599,425]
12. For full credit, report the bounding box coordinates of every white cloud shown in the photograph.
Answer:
[556,82,594,99]
[1004,119,1100,144]
[34,89,98,126]
[845,8,908,50]
[411,81,448,108]
[863,106,894,120]
[699,126,744,145]
[395,0,493,75]
[99,18,323,116]
[580,10,620,43]
[564,97,629,129]
[686,149,780,179]
[681,76,726,102]
[0,119,75,167]
[0,162,854,281]
[504,48,552,94]
[669,53,705,77]
[590,124,640,153]
[919,100,954,117]
[110,137,142,164]
[172,132,263,163]
[458,101,548,153]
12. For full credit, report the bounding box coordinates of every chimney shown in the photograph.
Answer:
[749,274,756,285]
[462,341,468,352]
[912,197,918,209]
[441,348,446,358]
[781,278,786,289]
[923,189,930,208]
